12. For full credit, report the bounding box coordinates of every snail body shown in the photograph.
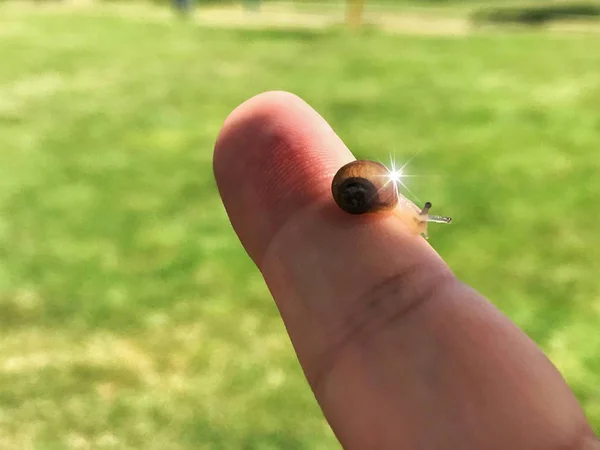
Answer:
[331,160,451,238]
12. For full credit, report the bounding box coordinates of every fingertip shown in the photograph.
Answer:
[216,91,305,140]
[213,90,353,264]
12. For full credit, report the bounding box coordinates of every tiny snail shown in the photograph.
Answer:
[331,160,452,238]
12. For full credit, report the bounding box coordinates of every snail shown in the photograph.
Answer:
[331,160,451,238]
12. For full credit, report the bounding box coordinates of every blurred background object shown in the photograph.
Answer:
[0,0,599,448]
[346,0,365,29]
[243,0,261,13]
[173,0,193,17]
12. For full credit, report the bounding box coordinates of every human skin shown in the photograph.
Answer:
[213,91,599,450]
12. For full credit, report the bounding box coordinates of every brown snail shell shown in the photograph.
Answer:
[331,160,397,215]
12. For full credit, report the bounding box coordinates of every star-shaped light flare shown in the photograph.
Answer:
[373,153,452,230]
[385,153,421,205]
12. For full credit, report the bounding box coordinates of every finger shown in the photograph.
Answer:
[214,91,596,449]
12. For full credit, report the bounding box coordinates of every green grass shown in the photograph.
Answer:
[1,3,599,448]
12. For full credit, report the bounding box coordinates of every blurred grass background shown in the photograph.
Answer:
[1,0,599,448]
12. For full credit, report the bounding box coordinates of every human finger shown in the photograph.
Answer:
[213,91,597,450]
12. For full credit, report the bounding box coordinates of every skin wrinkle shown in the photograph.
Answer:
[306,265,457,395]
